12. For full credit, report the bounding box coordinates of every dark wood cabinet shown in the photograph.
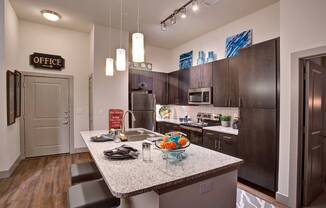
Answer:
[153,72,168,105]
[129,69,153,91]
[178,69,190,105]
[213,58,239,107]
[238,108,277,192]
[203,130,238,157]
[213,59,229,107]
[189,63,213,89]
[156,122,179,134]
[238,39,277,109]
[168,71,179,104]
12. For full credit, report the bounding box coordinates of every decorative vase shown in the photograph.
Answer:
[207,51,216,63]
[221,121,231,127]
[197,51,206,65]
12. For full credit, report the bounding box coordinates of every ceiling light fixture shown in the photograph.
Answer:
[192,0,199,12]
[106,5,114,76]
[41,10,61,22]
[160,0,199,31]
[116,0,127,71]
[180,8,187,19]
[132,0,145,63]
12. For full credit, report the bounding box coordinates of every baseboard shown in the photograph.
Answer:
[73,147,89,153]
[276,191,290,207]
[0,155,21,179]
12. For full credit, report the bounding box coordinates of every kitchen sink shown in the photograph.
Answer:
[123,129,160,141]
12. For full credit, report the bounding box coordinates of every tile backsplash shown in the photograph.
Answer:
[156,105,239,121]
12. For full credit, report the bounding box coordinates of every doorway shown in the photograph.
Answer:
[299,56,326,207]
[22,72,74,157]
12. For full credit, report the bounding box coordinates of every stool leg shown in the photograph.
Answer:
[118,197,131,208]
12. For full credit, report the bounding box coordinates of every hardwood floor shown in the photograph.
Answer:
[0,153,287,208]
[0,153,92,208]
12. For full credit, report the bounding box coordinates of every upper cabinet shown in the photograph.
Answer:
[238,39,278,109]
[178,69,190,105]
[152,72,168,105]
[168,71,180,105]
[213,58,239,107]
[189,63,213,89]
[129,69,153,91]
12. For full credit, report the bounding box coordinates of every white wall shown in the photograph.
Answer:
[91,24,129,130]
[0,0,20,172]
[278,0,326,207]
[17,20,91,149]
[145,44,173,73]
[170,2,280,71]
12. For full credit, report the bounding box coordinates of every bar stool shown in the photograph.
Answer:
[70,162,102,185]
[68,179,120,208]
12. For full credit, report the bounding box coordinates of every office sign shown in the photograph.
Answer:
[30,52,65,70]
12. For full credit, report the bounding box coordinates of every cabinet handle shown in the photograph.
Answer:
[229,98,231,106]
[238,97,241,107]
[218,140,221,151]
[225,98,227,106]
[206,132,215,136]
[214,139,218,149]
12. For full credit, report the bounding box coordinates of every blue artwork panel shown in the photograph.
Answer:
[179,51,193,70]
[226,30,252,58]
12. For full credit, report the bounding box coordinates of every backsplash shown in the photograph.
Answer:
[156,105,239,121]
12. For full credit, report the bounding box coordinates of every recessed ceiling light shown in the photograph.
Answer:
[41,10,61,22]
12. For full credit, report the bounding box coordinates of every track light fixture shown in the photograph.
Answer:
[160,0,199,31]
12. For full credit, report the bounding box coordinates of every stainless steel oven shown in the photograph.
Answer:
[188,88,212,105]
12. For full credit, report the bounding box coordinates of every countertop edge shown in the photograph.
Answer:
[109,160,243,198]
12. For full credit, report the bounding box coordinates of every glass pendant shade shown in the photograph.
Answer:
[132,33,145,63]
[105,58,114,76]
[116,48,126,71]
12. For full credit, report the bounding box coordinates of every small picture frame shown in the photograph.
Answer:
[14,70,22,118]
[7,70,15,125]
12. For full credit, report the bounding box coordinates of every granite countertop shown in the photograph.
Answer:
[81,129,243,198]
[203,126,239,135]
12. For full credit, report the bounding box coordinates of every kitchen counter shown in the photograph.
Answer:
[81,129,243,208]
[203,126,239,135]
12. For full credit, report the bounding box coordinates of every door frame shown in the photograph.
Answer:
[20,72,74,158]
[297,54,326,207]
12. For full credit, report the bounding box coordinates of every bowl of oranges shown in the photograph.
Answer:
[155,132,190,161]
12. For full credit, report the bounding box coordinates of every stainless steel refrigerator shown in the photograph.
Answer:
[131,92,156,131]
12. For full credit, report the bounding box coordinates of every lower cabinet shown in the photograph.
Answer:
[156,122,180,135]
[203,130,238,157]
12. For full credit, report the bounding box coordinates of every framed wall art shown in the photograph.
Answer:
[226,30,252,58]
[14,70,22,118]
[7,70,15,125]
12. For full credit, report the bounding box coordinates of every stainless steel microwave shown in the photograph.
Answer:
[188,88,212,105]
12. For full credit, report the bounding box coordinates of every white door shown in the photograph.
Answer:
[25,76,70,157]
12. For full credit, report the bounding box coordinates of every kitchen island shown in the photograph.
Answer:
[81,129,243,208]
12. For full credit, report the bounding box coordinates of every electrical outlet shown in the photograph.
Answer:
[199,181,213,194]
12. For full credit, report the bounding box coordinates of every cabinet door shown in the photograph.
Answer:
[189,66,201,89]
[203,130,219,151]
[156,122,165,134]
[178,69,190,105]
[200,63,213,88]
[219,134,238,157]
[129,69,153,91]
[239,39,277,109]
[238,108,277,192]
[153,72,168,105]
[168,71,179,104]
[228,56,240,107]
[213,59,229,107]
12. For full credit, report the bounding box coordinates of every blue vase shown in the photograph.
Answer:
[197,51,206,65]
[207,51,216,63]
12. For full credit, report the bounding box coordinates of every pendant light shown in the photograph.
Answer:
[106,6,114,76]
[116,0,127,71]
[132,0,145,63]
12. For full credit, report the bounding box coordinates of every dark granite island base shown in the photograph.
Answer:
[81,129,242,208]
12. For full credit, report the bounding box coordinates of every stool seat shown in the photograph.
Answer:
[70,162,101,184]
[68,179,120,208]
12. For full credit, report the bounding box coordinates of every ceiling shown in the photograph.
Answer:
[10,0,279,49]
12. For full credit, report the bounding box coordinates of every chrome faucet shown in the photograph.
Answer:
[121,110,136,133]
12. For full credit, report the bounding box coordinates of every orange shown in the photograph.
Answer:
[178,137,188,147]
